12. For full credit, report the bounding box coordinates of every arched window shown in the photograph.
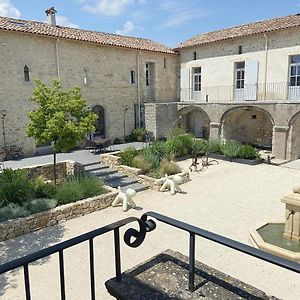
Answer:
[24,65,30,82]
[92,105,105,137]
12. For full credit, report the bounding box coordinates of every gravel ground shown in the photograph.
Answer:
[0,159,300,300]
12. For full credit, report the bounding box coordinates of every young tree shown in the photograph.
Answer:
[27,79,97,184]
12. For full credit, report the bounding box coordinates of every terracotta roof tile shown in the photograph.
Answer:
[0,16,176,54]
[177,14,300,49]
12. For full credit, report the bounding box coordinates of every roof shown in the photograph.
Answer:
[0,16,176,54]
[177,14,300,49]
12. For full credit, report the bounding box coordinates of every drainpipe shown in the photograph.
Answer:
[263,34,268,100]
[55,38,60,80]
[136,51,141,128]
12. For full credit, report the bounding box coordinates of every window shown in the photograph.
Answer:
[193,51,197,60]
[130,70,135,84]
[84,68,88,85]
[193,67,201,91]
[235,62,245,89]
[24,65,30,82]
[145,63,149,86]
[238,45,243,54]
[163,58,166,69]
[289,55,300,86]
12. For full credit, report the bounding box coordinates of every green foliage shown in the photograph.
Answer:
[237,145,260,160]
[113,138,123,144]
[25,198,57,214]
[132,155,151,174]
[79,176,107,198]
[221,140,241,158]
[0,203,30,222]
[149,141,167,160]
[140,148,161,170]
[165,134,194,158]
[55,181,84,205]
[0,169,33,207]
[132,128,147,142]
[34,177,56,199]
[124,133,136,143]
[27,79,98,153]
[120,147,139,166]
[167,127,188,140]
[158,159,181,176]
[191,139,207,157]
[207,140,222,154]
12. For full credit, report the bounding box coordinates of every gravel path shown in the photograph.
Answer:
[1,159,300,299]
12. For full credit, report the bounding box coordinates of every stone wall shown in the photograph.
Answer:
[101,152,190,190]
[0,189,117,242]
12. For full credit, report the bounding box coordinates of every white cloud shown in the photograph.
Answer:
[159,0,207,28]
[56,16,79,28]
[84,0,134,16]
[0,0,21,18]
[116,20,135,35]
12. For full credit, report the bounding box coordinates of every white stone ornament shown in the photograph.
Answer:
[160,174,183,195]
[112,186,137,212]
[293,186,300,194]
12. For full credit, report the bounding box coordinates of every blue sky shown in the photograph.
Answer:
[1,0,300,47]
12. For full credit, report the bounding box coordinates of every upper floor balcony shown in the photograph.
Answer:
[180,82,300,102]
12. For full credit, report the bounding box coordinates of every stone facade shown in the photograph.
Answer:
[0,30,178,155]
[0,189,117,242]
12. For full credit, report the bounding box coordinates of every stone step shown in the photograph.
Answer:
[104,176,138,188]
[83,163,106,172]
[121,182,148,192]
[90,167,117,177]
[100,173,127,182]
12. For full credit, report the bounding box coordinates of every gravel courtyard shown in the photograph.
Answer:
[1,159,300,300]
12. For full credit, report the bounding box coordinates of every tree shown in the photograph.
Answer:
[27,79,98,184]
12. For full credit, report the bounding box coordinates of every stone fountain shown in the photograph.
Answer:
[250,186,300,262]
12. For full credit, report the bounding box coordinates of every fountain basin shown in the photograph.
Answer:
[250,222,300,262]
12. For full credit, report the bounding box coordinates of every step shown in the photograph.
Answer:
[90,167,117,177]
[84,163,106,172]
[121,182,148,192]
[104,177,138,188]
[100,173,127,182]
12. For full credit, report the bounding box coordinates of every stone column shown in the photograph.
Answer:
[272,126,289,160]
[209,122,221,141]
[144,104,157,137]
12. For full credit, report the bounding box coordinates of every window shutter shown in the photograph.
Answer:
[180,67,190,101]
[245,60,259,101]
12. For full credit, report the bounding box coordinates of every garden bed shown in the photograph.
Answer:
[209,153,265,165]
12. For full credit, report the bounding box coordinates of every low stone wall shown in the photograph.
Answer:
[102,152,191,191]
[24,160,84,182]
[0,189,117,242]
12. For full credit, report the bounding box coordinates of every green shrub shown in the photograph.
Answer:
[191,139,207,157]
[0,169,33,207]
[34,177,56,199]
[120,147,139,166]
[140,148,161,170]
[80,176,107,198]
[124,133,136,143]
[164,134,193,158]
[221,140,241,158]
[133,128,147,142]
[55,181,84,205]
[132,155,151,174]
[25,198,57,214]
[207,140,222,154]
[149,141,167,160]
[167,127,188,140]
[113,138,123,144]
[158,159,181,176]
[237,145,260,160]
[0,203,30,222]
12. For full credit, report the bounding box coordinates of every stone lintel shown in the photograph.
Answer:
[210,122,221,128]
[273,125,289,132]
[281,193,300,206]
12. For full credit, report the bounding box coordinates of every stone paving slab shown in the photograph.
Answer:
[106,249,279,300]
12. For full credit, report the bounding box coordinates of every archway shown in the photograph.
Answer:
[221,106,274,149]
[92,105,105,137]
[288,111,300,160]
[177,106,210,139]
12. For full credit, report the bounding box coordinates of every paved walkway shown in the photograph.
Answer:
[1,160,300,299]
[282,159,300,170]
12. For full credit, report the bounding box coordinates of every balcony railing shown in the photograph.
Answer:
[1,211,300,300]
[180,82,300,102]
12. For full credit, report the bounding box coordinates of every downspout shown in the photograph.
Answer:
[55,38,60,80]
[263,34,268,100]
[136,51,141,128]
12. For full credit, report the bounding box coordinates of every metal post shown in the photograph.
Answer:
[189,233,196,292]
[1,110,7,157]
[89,238,96,300]
[23,264,31,300]
[59,250,66,300]
[114,228,122,282]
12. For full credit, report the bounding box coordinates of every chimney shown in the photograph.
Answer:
[45,7,57,26]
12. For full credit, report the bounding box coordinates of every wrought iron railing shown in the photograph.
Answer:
[1,211,300,300]
[180,82,300,102]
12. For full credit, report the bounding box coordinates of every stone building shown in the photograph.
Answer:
[0,8,178,155]
[145,14,300,161]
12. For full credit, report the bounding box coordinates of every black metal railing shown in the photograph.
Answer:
[1,211,300,300]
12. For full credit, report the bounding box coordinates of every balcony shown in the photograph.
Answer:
[180,82,300,102]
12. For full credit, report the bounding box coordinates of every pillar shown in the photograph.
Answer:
[272,126,289,160]
[209,122,221,141]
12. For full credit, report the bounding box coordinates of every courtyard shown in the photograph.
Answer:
[0,155,300,299]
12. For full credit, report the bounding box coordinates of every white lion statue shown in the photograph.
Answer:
[112,186,137,212]
[160,174,183,195]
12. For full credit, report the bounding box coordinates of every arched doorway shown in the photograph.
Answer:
[288,112,300,160]
[221,106,274,149]
[92,105,105,137]
[177,107,210,139]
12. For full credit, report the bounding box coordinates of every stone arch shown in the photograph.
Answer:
[177,106,211,139]
[92,105,105,137]
[287,110,300,160]
[220,106,274,149]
